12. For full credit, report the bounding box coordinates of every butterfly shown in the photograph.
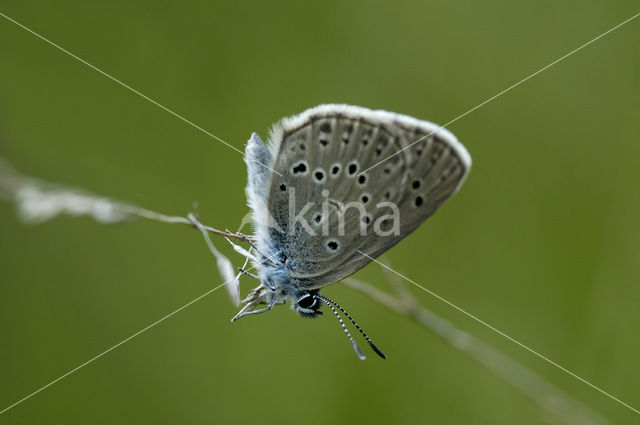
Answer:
[229,104,471,359]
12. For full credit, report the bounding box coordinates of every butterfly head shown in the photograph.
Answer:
[293,290,386,360]
[233,281,386,360]
[293,291,323,318]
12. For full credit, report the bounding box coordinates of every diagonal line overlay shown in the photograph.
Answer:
[0,11,281,177]
[360,11,640,175]
[357,250,640,415]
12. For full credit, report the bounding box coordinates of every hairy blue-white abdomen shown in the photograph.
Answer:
[245,133,273,202]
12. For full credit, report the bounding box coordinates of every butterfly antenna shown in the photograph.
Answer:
[317,295,386,359]
[317,297,366,360]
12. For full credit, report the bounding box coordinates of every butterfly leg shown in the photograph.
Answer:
[231,290,277,321]
[238,268,260,280]
[224,237,259,262]
[227,230,277,266]
[222,228,256,247]
[233,231,254,244]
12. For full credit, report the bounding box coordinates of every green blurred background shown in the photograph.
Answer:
[1,1,639,424]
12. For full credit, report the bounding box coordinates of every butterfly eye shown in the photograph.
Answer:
[297,294,316,309]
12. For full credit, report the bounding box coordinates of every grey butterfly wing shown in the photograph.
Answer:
[263,104,471,289]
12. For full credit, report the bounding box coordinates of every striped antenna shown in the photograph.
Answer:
[317,297,366,360]
[317,295,386,359]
